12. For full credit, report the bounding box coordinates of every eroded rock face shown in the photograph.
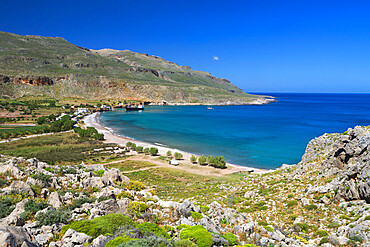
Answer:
[293,126,370,203]
[0,225,38,247]
[14,76,53,86]
[0,74,10,83]
[102,168,130,184]
[3,181,34,196]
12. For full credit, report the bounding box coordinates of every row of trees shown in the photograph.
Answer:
[126,142,159,156]
[166,151,183,160]
[74,127,104,141]
[126,141,226,169]
[191,154,227,169]
[0,115,77,140]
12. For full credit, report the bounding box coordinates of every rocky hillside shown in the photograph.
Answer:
[0,31,272,105]
[0,126,369,247]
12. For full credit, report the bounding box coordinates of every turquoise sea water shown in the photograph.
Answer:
[98,93,370,169]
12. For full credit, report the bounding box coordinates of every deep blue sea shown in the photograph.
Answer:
[98,93,370,169]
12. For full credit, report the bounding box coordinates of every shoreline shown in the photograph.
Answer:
[83,112,272,175]
[151,97,277,106]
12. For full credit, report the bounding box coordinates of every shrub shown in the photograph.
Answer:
[144,148,150,154]
[175,239,197,247]
[163,225,175,236]
[319,236,329,245]
[60,214,136,238]
[149,147,158,156]
[135,146,144,153]
[263,226,274,232]
[67,197,95,210]
[21,199,49,219]
[190,211,203,221]
[105,235,132,247]
[349,234,364,242]
[117,191,134,200]
[119,236,174,247]
[137,222,170,239]
[205,155,227,168]
[127,180,145,191]
[287,200,298,207]
[306,204,318,210]
[223,232,239,246]
[198,155,207,165]
[200,205,209,213]
[127,202,149,216]
[328,222,340,228]
[340,214,351,220]
[364,216,370,221]
[174,152,183,160]
[94,170,105,177]
[179,225,213,247]
[296,223,317,233]
[190,155,197,163]
[258,221,268,226]
[315,230,329,237]
[126,142,133,148]
[177,224,191,231]
[0,195,23,218]
[166,151,172,157]
[31,173,52,184]
[36,209,72,226]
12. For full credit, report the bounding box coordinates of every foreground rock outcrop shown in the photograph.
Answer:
[0,126,369,246]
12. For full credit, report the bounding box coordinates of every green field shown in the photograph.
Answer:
[0,132,110,164]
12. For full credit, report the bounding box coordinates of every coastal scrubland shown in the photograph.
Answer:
[0,124,369,246]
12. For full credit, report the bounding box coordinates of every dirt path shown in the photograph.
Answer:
[90,154,256,177]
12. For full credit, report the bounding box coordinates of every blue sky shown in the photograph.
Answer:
[1,0,370,93]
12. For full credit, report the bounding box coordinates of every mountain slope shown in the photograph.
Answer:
[0,31,272,104]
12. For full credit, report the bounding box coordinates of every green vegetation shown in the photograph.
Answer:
[117,191,134,200]
[190,211,203,221]
[60,214,136,238]
[127,202,149,216]
[36,208,72,226]
[137,222,170,239]
[179,225,213,247]
[20,199,49,220]
[74,126,104,140]
[315,230,329,237]
[149,147,159,156]
[198,155,207,165]
[105,235,133,247]
[107,160,156,172]
[0,132,108,164]
[174,152,183,160]
[190,155,197,163]
[135,146,143,153]
[223,232,239,246]
[0,194,23,218]
[127,180,145,191]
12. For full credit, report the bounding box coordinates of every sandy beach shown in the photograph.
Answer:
[83,112,271,175]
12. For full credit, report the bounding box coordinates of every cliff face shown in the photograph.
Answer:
[291,126,370,203]
[0,31,270,104]
[14,76,54,86]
